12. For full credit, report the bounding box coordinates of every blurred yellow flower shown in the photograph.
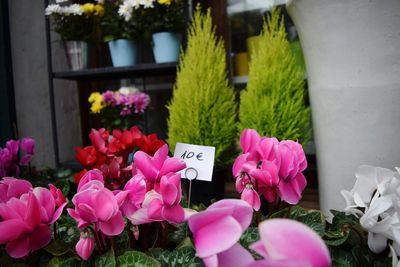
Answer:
[94,4,105,16]
[82,3,95,15]
[158,0,172,5]
[88,92,102,103]
[88,92,104,113]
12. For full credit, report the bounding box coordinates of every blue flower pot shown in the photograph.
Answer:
[108,39,137,67]
[152,32,181,63]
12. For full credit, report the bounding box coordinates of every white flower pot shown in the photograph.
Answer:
[287,0,400,216]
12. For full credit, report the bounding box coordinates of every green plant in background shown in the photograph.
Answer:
[238,8,310,144]
[167,6,237,167]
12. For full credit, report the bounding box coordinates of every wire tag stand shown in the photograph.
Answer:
[184,167,198,208]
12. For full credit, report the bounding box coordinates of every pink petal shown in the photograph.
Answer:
[232,153,250,177]
[241,188,261,211]
[257,137,279,162]
[76,236,95,260]
[148,198,163,221]
[115,190,129,207]
[129,207,152,225]
[93,190,117,222]
[0,219,31,243]
[50,202,67,224]
[194,215,242,258]
[21,138,35,155]
[162,205,185,224]
[134,151,158,181]
[278,173,307,205]
[6,236,30,258]
[0,203,22,220]
[7,179,32,199]
[188,207,233,234]
[29,224,52,251]
[217,243,254,267]
[202,255,218,267]
[240,129,260,154]
[24,193,41,227]
[208,199,253,231]
[250,240,269,258]
[159,157,186,177]
[33,187,55,223]
[77,170,104,192]
[160,176,178,206]
[153,144,169,169]
[77,203,97,223]
[247,259,311,267]
[257,219,331,267]
[99,211,125,236]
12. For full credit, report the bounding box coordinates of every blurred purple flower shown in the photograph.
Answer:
[132,92,150,113]
[102,90,114,104]
[120,107,132,117]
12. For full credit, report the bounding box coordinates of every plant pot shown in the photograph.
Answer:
[152,32,180,64]
[64,41,88,71]
[287,0,400,216]
[246,35,261,62]
[108,39,137,67]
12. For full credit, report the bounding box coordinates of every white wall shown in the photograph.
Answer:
[8,0,82,168]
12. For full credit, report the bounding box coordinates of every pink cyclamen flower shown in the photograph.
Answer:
[0,187,65,258]
[240,128,260,156]
[77,169,104,191]
[121,174,147,218]
[241,185,261,211]
[249,219,331,267]
[68,178,127,236]
[76,232,95,260]
[0,177,32,203]
[102,90,114,104]
[133,144,186,185]
[148,173,185,223]
[188,199,254,267]
[48,184,67,208]
[19,138,35,166]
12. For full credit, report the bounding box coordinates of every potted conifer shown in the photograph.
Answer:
[167,6,237,205]
[238,8,310,144]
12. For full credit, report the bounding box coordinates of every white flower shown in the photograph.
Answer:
[119,86,138,95]
[63,4,83,16]
[127,0,141,9]
[45,4,62,15]
[342,165,400,265]
[140,0,155,8]
[118,1,133,21]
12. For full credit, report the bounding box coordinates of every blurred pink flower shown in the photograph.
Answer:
[76,232,95,260]
[249,219,331,267]
[241,185,261,211]
[188,199,254,267]
[0,177,32,203]
[121,174,147,218]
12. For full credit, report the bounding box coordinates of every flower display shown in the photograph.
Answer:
[0,178,66,258]
[0,137,35,177]
[88,87,150,131]
[233,128,307,210]
[45,1,104,41]
[118,0,184,37]
[341,165,400,259]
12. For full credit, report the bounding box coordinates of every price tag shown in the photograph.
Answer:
[173,142,215,182]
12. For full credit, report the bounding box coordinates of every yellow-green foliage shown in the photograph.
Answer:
[167,7,237,166]
[238,8,310,144]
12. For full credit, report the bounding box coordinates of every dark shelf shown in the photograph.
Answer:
[52,62,178,80]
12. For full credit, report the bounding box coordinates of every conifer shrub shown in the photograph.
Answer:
[238,8,310,144]
[167,7,237,167]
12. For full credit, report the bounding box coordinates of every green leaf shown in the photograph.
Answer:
[331,212,360,227]
[324,235,349,246]
[169,222,189,245]
[44,240,71,257]
[156,247,202,267]
[175,237,194,250]
[116,251,161,267]
[270,205,307,219]
[47,256,81,267]
[240,227,259,248]
[95,249,116,267]
[296,211,325,237]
